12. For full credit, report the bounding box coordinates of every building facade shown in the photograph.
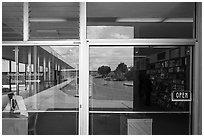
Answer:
[1,2,202,135]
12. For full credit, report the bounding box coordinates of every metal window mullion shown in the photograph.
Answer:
[89,111,190,114]
[192,3,202,135]
[2,39,195,46]
[23,2,29,41]
[192,42,201,134]
[2,40,81,46]
[79,2,89,135]
[87,39,196,46]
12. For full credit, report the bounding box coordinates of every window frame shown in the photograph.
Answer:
[2,2,201,135]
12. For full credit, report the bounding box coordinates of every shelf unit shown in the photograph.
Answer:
[147,47,190,111]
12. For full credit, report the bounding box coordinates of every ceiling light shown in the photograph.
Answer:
[30,18,67,22]
[116,18,193,23]
[152,46,177,49]
[134,56,147,58]
[116,18,164,23]
[163,18,193,22]
[36,30,57,33]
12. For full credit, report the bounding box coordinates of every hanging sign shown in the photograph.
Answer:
[171,90,192,101]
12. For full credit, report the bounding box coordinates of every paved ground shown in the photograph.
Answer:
[61,77,133,109]
[92,78,133,101]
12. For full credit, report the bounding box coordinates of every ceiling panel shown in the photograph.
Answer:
[2,2,23,41]
[87,2,194,18]
[29,2,80,40]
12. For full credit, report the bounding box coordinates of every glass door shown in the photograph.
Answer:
[86,2,195,134]
[88,45,193,135]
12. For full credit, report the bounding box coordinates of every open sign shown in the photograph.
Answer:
[171,90,192,101]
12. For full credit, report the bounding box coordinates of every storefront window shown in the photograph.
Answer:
[89,46,191,134]
[2,2,201,135]
[89,46,191,111]
[2,46,79,111]
[2,46,79,135]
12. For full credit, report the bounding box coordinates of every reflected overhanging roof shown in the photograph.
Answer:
[2,46,74,69]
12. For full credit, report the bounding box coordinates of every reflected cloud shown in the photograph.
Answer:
[90,47,133,71]
[50,46,133,71]
[51,46,79,69]
[87,26,134,39]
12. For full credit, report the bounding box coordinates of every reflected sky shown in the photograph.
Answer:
[51,46,133,71]
[90,47,133,71]
[87,26,134,39]
[2,26,134,71]
[52,26,134,71]
[51,46,79,69]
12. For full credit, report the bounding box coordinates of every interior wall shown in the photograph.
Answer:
[134,23,193,38]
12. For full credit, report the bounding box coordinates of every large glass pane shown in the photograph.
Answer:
[89,46,191,112]
[89,45,191,135]
[87,2,194,39]
[2,46,79,135]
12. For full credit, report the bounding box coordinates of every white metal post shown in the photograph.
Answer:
[23,2,29,41]
[192,3,202,135]
[192,2,202,135]
[79,2,89,135]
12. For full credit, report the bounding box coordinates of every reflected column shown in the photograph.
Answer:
[9,60,12,92]
[43,57,46,89]
[55,63,57,85]
[48,59,51,87]
[58,64,60,84]
[37,55,40,93]
[28,47,32,96]
[33,46,37,109]
[15,47,19,95]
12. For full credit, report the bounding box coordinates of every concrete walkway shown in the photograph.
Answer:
[23,79,78,111]
[4,78,133,111]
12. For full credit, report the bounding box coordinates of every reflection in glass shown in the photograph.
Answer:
[89,46,191,111]
[2,46,79,111]
[87,26,134,39]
